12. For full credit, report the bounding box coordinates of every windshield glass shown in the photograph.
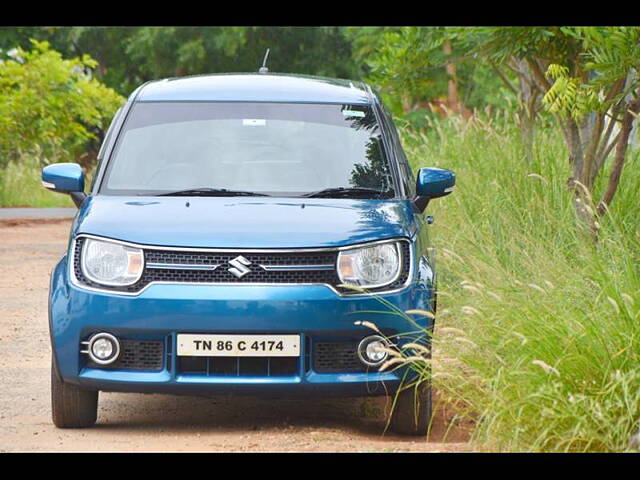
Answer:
[100,102,394,197]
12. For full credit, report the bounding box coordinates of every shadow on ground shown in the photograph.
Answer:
[95,389,471,443]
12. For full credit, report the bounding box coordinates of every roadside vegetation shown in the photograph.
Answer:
[0,27,638,451]
[401,114,640,452]
[0,154,73,207]
[0,40,121,207]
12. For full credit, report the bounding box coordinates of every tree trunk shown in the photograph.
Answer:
[519,110,535,162]
[562,118,600,238]
[516,61,540,163]
[597,97,640,215]
[443,40,460,114]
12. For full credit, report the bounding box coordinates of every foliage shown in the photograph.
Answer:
[0,27,360,96]
[457,26,582,66]
[0,40,124,168]
[353,28,450,107]
[542,27,640,121]
[396,114,640,451]
[347,27,518,120]
[543,64,599,120]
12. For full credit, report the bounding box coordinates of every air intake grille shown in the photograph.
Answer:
[86,340,164,370]
[73,237,411,294]
[178,356,299,377]
[313,342,365,373]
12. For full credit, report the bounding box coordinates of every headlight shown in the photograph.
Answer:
[337,241,401,289]
[81,238,144,286]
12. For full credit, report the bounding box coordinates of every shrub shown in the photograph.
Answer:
[0,40,124,169]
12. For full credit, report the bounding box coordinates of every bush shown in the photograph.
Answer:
[0,40,124,169]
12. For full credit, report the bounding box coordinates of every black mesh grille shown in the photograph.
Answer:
[86,340,164,370]
[145,250,337,266]
[73,237,411,294]
[313,342,365,373]
[178,356,299,377]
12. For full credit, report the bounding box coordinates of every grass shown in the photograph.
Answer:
[0,155,74,207]
[398,111,640,451]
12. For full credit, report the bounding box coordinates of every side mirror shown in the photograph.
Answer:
[413,167,455,213]
[42,163,87,208]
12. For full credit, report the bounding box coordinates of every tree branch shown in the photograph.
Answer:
[596,131,621,168]
[526,57,552,92]
[489,61,518,96]
[596,104,622,162]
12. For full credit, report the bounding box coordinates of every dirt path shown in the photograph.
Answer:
[0,220,471,452]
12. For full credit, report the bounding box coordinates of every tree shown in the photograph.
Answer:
[347,27,514,122]
[457,27,582,163]
[0,40,124,168]
[348,27,453,114]
[542,27,640,228]
[458,27,639,234]
[0,27,360,96]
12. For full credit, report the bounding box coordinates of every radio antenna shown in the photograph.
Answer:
[258,48,270,74]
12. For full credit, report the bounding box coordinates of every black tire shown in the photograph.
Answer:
[51,357,98,428]
[389,381,433,436]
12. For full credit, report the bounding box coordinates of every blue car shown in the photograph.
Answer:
[43,72,455,435]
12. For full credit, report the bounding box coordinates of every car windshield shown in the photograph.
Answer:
[100,102,395,197]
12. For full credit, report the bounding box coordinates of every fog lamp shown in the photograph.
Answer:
[357,335,389,367]
[88,333,120,365]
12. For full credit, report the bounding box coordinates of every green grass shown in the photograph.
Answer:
[399,112,640,451]
[0,156,74,207]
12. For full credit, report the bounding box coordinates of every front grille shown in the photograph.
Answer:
[73,237,411,295]
[86,339,164,370]
[178,356,299,376]
[313,342,365,373]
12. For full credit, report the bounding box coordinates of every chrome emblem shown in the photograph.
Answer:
[228,255,252,278]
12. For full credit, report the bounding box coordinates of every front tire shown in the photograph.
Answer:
[51,357,98,428]
[389,381,432,436]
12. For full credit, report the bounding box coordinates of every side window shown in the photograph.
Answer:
[380,105,416,197]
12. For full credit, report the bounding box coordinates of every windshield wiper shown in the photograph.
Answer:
[157,188,270,197]
[301,187,393,199]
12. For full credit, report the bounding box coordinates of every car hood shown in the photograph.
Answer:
[72,195,417,249]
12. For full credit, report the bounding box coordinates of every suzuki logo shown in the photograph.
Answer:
[228,255,252,279]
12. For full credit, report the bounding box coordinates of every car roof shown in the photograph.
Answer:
[134,73,373,105]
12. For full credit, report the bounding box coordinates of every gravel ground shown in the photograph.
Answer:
[0,220,471,452]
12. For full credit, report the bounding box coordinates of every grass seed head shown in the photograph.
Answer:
[405,309,435,319]
[607,297,621,315]
[532,359,560,377]
[461,306,480,315]
[378,357,406,372]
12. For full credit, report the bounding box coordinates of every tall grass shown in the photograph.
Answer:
[0,155,74,207]
[401,111,640,451]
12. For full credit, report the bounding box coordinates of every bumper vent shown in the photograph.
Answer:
[313,342,365,373]
[86,340,164,370]
[178,356,299,377]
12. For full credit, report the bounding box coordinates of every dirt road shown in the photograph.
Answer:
[0,220,470,452]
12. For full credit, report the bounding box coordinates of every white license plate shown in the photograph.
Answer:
[177,334,300,357]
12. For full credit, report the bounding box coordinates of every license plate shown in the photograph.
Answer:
[177,334,300,357]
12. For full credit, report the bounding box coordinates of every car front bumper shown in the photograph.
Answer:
[49,255,433,397]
